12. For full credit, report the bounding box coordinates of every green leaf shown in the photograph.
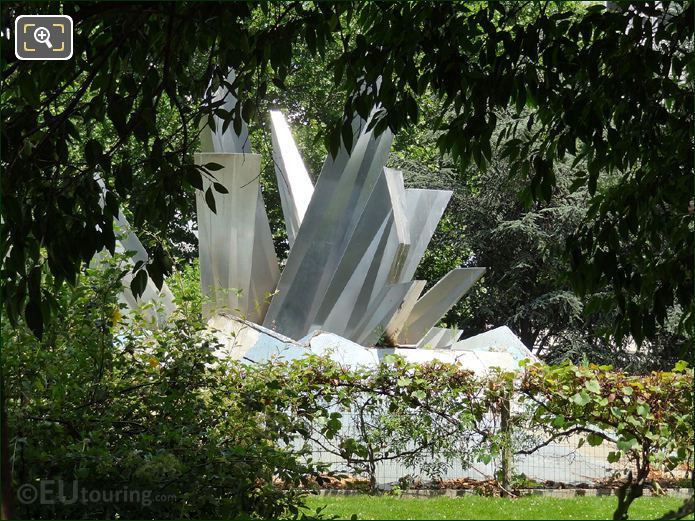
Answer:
[185,166,203,190]
[617,438,638,451]
[411,389,426,401]
[587,432,603,447]
[636,404,650,417]
[607,451,622,463]
[551,415,566,428]
[326,417,341,434]
[25,296,44,339]
[130,269,148,299]
[205,187,217,214]
[213,182,229,194]
[84,139,103,167]
[242,99,256,122]
[107,95,130,138]
[328,126,341,158]
[147,264,163,291]
[341,121,353,151]
[584,379,601,394]
[115,163,133,193]
[233,113,243,136]
[673,360,689,372]
[204,162,224,171]
[571,391,591,406]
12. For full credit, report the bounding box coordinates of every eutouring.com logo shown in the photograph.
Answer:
[17,480,176,507]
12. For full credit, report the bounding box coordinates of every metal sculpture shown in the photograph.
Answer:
[194,87,489,349]
[111,75,536,368]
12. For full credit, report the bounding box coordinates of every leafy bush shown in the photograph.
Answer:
[2,262,324,519]
[292,354,497,490]
[519,360,694,480]
[3,258,691,520]
[518,360,694,518]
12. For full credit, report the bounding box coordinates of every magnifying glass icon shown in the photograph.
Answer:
[33,26,53,49]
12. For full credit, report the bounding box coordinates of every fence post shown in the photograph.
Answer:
[500,393,513,497]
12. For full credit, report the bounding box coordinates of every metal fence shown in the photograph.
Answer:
[301,409,690,488]
[308,437,634,487]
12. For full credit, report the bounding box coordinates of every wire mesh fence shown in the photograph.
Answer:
[301,409,690,488]
[308,438,633,486]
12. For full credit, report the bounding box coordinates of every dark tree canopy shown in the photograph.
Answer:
[1,1,692,344]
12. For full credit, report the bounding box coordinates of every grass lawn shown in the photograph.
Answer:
[303,494,684,520]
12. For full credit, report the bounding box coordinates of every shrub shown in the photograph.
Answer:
[2,262,324,519]
[4,258,691,520]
